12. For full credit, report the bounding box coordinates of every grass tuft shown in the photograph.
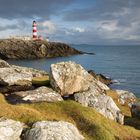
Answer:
[32,76,50,86]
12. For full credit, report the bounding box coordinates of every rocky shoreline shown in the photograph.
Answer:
[0,39,83,59]
[0,59,140,140]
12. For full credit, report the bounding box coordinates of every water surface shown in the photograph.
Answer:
[7,44,140,97]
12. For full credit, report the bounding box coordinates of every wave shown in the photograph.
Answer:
[112,79,126,85]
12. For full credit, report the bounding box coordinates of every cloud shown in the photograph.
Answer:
[39,21,56,34]
[74,27,85,33]
[0,25,19,31]
[0,0,75,19]
[0,0,140,44]
[98,20,119,32]
[61,0,140,44]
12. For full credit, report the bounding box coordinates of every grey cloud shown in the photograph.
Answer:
[63,0,140,22]
[61,0,140,44]
[0,0,75,19]
[0,24,20,31]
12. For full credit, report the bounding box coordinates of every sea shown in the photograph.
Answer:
[7,44,140,98]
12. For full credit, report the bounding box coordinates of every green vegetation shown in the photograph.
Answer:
[106,90,131,117]
[0,93,140,140]
[32,76,50,86]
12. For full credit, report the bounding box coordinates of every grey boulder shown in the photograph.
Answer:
[115,90,136,105]
[12,65,48,77]
[74,81,124,124]
[0,118,24,140]
[50,61,94,96]
[24,121,84,140]
[0,59,11,68]
[10,86,63,103]
[0,68,32,86]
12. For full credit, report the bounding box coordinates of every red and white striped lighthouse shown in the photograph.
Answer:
[32,21,37,39]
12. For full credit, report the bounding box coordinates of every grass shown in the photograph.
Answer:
[106,90,140,131]
[0,93,140,140]
[105,90,131,117]
[32,76,50,86]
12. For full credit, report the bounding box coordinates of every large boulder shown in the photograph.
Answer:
[50,61,94,96]
[7,86,63,104]
[115,90,136,105]
[0,68,32,86]
[74,81,124,124]
[0,59,11,68]
[24,121,84,140]
[0,118,23,140]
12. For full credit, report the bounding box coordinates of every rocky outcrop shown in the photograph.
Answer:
[0,59,11,68]
[115,90,136,105]
[0,39,82,59]
[0,59,48,77]
[96,80,110,90]
[50,61,93,96]
[0,118,23,140]
[49,61,122,123]
[0,68,32,86]
[88,70,112,85]
[74,81,124,124]
[12,65,48,77]
[7,86,63,104]
[131,102,140,119]
[0,60,49,93]
[24,121,84,140]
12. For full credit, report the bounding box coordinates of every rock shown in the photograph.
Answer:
[8,86,63,103]
[0,39,82,59]
[0,118,23,140]
[0,85,34,94]
[96,80,110,90]
[88,70,112,85]
[131,102,140,119]
[0,68,32,86]
[115,90,136,105]
[0,59,11,68]
[39,44,47,57]
[12,65,48,77]
[50,61,93,96]
[24,121,84,140]
[74,81,124,124]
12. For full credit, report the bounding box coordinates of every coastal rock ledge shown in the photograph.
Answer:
[0,39,82,59]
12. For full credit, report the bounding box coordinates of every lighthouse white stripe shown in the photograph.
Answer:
[33,32,37,36]
[33,27,37,30]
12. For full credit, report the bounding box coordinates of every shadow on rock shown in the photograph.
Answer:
[124,116,140,130]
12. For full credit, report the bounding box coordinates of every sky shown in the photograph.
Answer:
[0,0,140,44]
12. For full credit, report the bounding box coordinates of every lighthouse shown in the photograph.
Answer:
[32,21,37,39]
